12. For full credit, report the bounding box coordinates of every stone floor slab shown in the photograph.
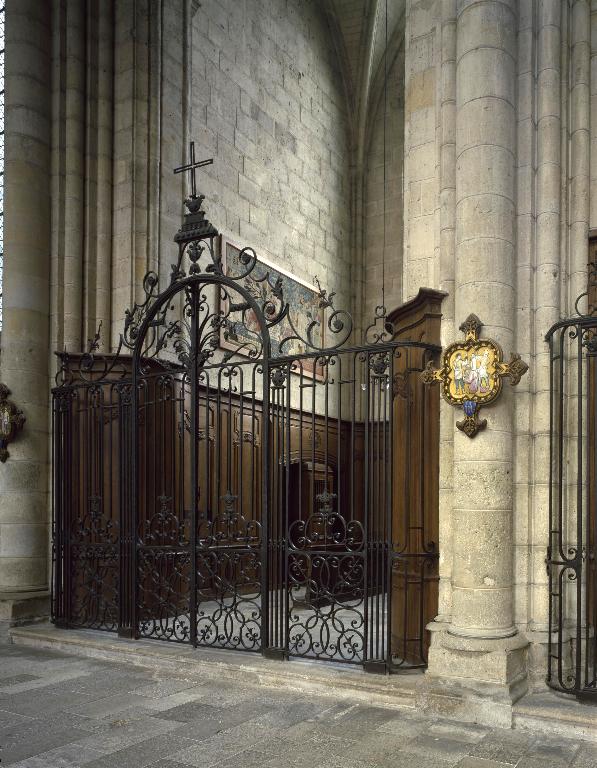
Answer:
[84,732,198,768]
[0,674,40,689]
[573,744,597,767]
[428,721,489,744]
[67,692,155,719]
[131,678,199,699]
[523,736,581,766]
[467,730,532,765]
[406,732,471,762]
[9,742,106,767]
[0,644,592,768]
[146,761,197,768]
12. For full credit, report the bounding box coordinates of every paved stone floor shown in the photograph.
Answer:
[0,644,595,768]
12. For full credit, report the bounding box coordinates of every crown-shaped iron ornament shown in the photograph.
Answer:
[421,314,528,438]
[0,384,25,462]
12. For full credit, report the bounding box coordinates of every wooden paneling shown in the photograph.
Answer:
[387,288,444,664]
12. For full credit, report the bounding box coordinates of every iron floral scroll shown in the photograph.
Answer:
[421,314,528,438]
[0,384,25,462]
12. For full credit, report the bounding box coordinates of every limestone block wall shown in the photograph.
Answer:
[513,0,592,681]
[110,0,190,346]
[363,48,405,327]
[519,0,561,670]
[402,0,440,300]
[189,0,352,313]
[49,0,353,349]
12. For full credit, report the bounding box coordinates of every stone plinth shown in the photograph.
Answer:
[421,621,529,727]
[0,591,50,644]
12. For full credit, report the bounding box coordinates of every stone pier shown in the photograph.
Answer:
[0,0,53,638]
[424,0,529,726]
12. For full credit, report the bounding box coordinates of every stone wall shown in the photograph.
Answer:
[0,0,52,614]
[402,0,440,301]
[363,48,404,327]
[48,0,353,349]
[190,0,352,313]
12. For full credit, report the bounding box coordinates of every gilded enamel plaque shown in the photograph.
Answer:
[421,314,528,438]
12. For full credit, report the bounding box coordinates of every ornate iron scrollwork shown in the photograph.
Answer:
[364,305,395,346]
[51,139,443,672]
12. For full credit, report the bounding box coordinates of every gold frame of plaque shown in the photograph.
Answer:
[421,314,528,438]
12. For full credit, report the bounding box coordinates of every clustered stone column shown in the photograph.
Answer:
[451,0,518,638]
[436,0,457,624]
[0,0,52,635]
[527,0,561,676]
[425,0,528,724]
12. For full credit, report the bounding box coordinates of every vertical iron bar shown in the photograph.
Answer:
[557,328,565,687]
[386,349,394,669]
[119,379,135,638]
[576,329,583,691]
[547,333,554,684]
[364,351,371,660]
[53,393,67,627]
[593,348,597,689]
[418,347,426,663]
[285,363,291,657]
[375,357,381,660]
[190,285,199,647]
[585,347,590,690]
[261,357,270,653]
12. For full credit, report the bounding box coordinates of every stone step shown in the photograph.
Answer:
[513,691,597,743]
[11,623,597,741]
[9,624,419,711]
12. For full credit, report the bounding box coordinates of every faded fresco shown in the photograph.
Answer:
[221,239,324,365]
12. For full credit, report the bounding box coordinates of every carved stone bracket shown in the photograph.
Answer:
[421,315,528,438]
[0,384,26,462]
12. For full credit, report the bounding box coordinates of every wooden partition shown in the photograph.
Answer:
[388,288,444,665]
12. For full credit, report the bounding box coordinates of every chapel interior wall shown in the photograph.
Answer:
[7,0,597,696]
[189,0,353,327]
[362,46,405,328]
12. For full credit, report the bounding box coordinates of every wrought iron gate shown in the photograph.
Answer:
[546,273,597,698]
[52,185,440,672]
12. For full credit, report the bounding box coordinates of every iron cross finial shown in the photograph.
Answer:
[173,141,213,199]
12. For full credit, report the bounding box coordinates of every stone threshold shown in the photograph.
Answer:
[9,623,597,741]
[513,690,597,743]
[8,623,420,711]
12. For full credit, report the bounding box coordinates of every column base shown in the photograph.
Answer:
[418,620,530,728]
[526,625,576,692]
[0,590,50,644]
